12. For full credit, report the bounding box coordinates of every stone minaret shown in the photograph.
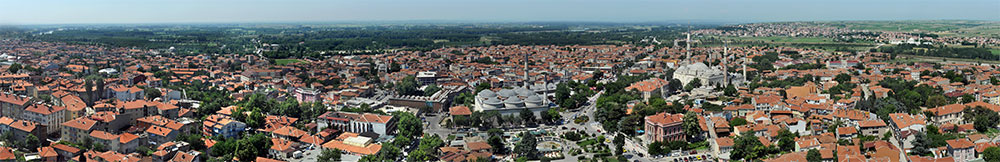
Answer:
[686,33,691,64]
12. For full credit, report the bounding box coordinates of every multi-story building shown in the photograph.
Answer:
[946,139,974,162]
[0,93,31,119]
[203,114,246,138]
[61,117,99,143]
[644,112,685,142]
[22,104,66,134]
[624,78,669,101]
[318,112,395,137]
[106,85,144,101]
[858,120,887,137]
[472,87,548,117]
[89,130,120,153]
[926,103,966,125]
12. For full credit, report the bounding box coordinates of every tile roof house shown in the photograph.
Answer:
[644,112,685,142]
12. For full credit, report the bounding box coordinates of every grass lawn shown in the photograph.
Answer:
[275,59,306,65]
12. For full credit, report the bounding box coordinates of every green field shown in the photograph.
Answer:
[275,59,306,65]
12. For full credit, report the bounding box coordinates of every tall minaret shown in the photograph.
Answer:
[686,32,692,64]
[524,52,530,88]
[723,42,728,87]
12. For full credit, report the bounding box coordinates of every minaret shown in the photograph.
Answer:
[686,32,692,64]
[524,52,529,88]
[723,42,728,87]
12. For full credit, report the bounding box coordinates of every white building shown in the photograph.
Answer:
[473,87,550,117]
[673,63,726,87]
[317,112,396,137]
[22,104,66,134]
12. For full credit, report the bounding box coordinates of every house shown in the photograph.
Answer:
[644,112,685,142]
[321,132,382,156]
[946,139,975,162]
[89,130,120,153]
[836,126,858,139]
[926,104,966,125]
[106,85,145,101]
[168,150,201,162]
[715,137,734,157]
[0,93,31,119]
[118,133,140,153]
[270,138,299,158]
[38,147,58,162]
[147,125,178,144]
[888,113,926,149]
[22,104,67,134]
[203,114,246,138]
[624,78,669,100]
[0,147,14,162]
[294,87,321,103]
[318,112,396,137]
[858,120,887,137]
[52,144,82,161]
[61,117,99,143]
[5,119,46,143]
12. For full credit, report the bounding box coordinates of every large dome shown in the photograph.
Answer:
[515,87,533,97]
[484,97,502,105]
[478,89,497,98]
[504,97,525,108]
[525,95,544,107]
[498,89,516,98]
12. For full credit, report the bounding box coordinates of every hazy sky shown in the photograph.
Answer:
[2,0,998,24]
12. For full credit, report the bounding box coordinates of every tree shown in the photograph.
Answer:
[960,94,975,104]
[394,112,422,138]
[776,129,797,152]
[648,141,664,155]
[423,84,442,96]
[684,78,702,91]
[925,95,949,108]
[144,88,162,100]
[541,108,561,124]
[682,111,702,140]
[732,131,766,161]
[723,83,738,96]
[395,75,420,96]
[807,149,821,162]
[911,132,931,156]
[613,134,625,155]
[7,63,21,73]
[984,147,1000,162]
[24,134,40,150]
[514,132,538,159]
[729,117,748,127]
[409,134,444,161]
[520,108,536,125]
[318,149,342,162]
[488,134,506,154]
[667,79,683,94]
[963,106,1000,132]
[834,73,851,83]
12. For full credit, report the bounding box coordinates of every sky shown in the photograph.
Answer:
[1,0,998,24]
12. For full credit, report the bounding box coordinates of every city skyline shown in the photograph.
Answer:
[1,0,998,25]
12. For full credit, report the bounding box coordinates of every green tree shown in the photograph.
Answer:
[732,132,765,161]
[684,78,702,91]
[984,147,1000,162]
[423,84,442,96]
[520,108,536,125]
[724,83,738,96]
[729,117,747,127]
[318,149,342,162]
[925,95,949,108]
[395,75,420,96]
[394,112,423,138]
[910,132,931,156]
[488,134,506,154]
[776,129,797,152]
[682,111,702,140]
[807,149,821,162]
[8,63,21,73]
[514,132,538,159]
[24,134,40,150]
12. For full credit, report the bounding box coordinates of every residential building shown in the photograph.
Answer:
[318,112,396,137]
[644,112,685,142]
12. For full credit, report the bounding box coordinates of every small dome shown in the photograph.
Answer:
[504,96,522,104]
[525,95,543,102]
[485,97,502,105]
